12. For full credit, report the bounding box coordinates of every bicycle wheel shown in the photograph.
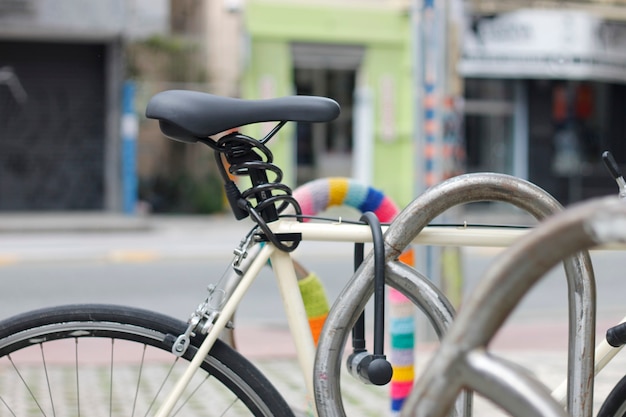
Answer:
[598,374,626,417]
[0,304,294,417]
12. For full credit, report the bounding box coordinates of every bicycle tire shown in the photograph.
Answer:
[0,304,295,417]
[598,374,626,417]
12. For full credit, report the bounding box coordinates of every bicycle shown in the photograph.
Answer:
[0,89,604,417]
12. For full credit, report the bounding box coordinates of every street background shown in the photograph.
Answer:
[4,1,626,415]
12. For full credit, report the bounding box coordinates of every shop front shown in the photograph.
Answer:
[460,9,626,204]
[242,1,415,207]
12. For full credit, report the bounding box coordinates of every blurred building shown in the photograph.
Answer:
[233,0,626,207]
[4,0,626,212]
[235,0,417,207]
[461,0,626,204]
[0,0,167,212]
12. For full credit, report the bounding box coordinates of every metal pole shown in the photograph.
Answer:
[121,80,138,214]
[412,0,425,198]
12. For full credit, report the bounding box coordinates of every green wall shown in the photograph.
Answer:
[241,39,295,187]
[243,1,414,207]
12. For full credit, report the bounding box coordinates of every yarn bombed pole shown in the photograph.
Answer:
[293,177,415,412]
[294,177,399,222]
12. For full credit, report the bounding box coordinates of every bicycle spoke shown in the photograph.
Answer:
[131,344,147,417]
[8,354,48,416]
[75,338,80,417]
[171,374,211,417]
[143,358,179,417]
[219,397,239,417]
[0,395,17,417]
[109,339,114,417]
[39,343,56,417]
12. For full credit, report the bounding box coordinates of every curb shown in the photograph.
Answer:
[0,213,152,233]
[0,248,234,266]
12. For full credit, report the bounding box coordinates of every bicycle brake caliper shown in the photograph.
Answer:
[172,285,228,357]
[172,316,200,356]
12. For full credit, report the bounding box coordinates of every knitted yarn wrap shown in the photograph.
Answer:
[293,177,415,414]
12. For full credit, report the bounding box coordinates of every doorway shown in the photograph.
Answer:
[0,41,106,210]
[291,43,363,185]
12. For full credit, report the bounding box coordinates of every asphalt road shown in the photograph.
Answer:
[0,223,624,342]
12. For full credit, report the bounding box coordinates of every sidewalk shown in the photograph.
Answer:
[236,321,626,416]
[0,212,255,264]
[0,211,153,233]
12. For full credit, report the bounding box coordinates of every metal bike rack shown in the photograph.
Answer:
[314,173,595,417]
[402,196,626,417]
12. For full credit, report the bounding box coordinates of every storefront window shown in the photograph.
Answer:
[291,42,363,185]
[550,81,606,172]
[463,79,515,174]
[528,79,622,204]
[294,68,356,184]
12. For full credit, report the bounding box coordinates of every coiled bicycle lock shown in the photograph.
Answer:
[197,123,303,252]
[347,212,393,386]
[198,124,393,384]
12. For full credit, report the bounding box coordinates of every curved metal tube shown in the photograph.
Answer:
[386,261,455,339]
[315,259,467,416]
[402,196,626,417]
[458,351,569,417]
[314,173,595,417]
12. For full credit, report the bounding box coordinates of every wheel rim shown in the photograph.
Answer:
[0,320,273,416]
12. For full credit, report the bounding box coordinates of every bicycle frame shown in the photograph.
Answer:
[150,218,528,417]
[150,219,623,417]
[152,174,626,417]
[144,90,626,416]
[144,166,624,417]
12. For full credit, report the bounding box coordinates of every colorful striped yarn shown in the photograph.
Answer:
[294,177,400,222]
[297,272,330,346]
[293,177,415,414]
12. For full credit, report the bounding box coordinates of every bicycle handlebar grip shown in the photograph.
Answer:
[602,151,622,180]
[606,322,626,347]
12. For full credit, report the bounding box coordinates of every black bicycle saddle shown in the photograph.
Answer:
[145,90,341,143]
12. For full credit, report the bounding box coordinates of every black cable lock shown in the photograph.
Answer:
[197,125,303,252]
[347,212,393,386]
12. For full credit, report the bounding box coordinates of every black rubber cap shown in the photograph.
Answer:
[367,358,394,386]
